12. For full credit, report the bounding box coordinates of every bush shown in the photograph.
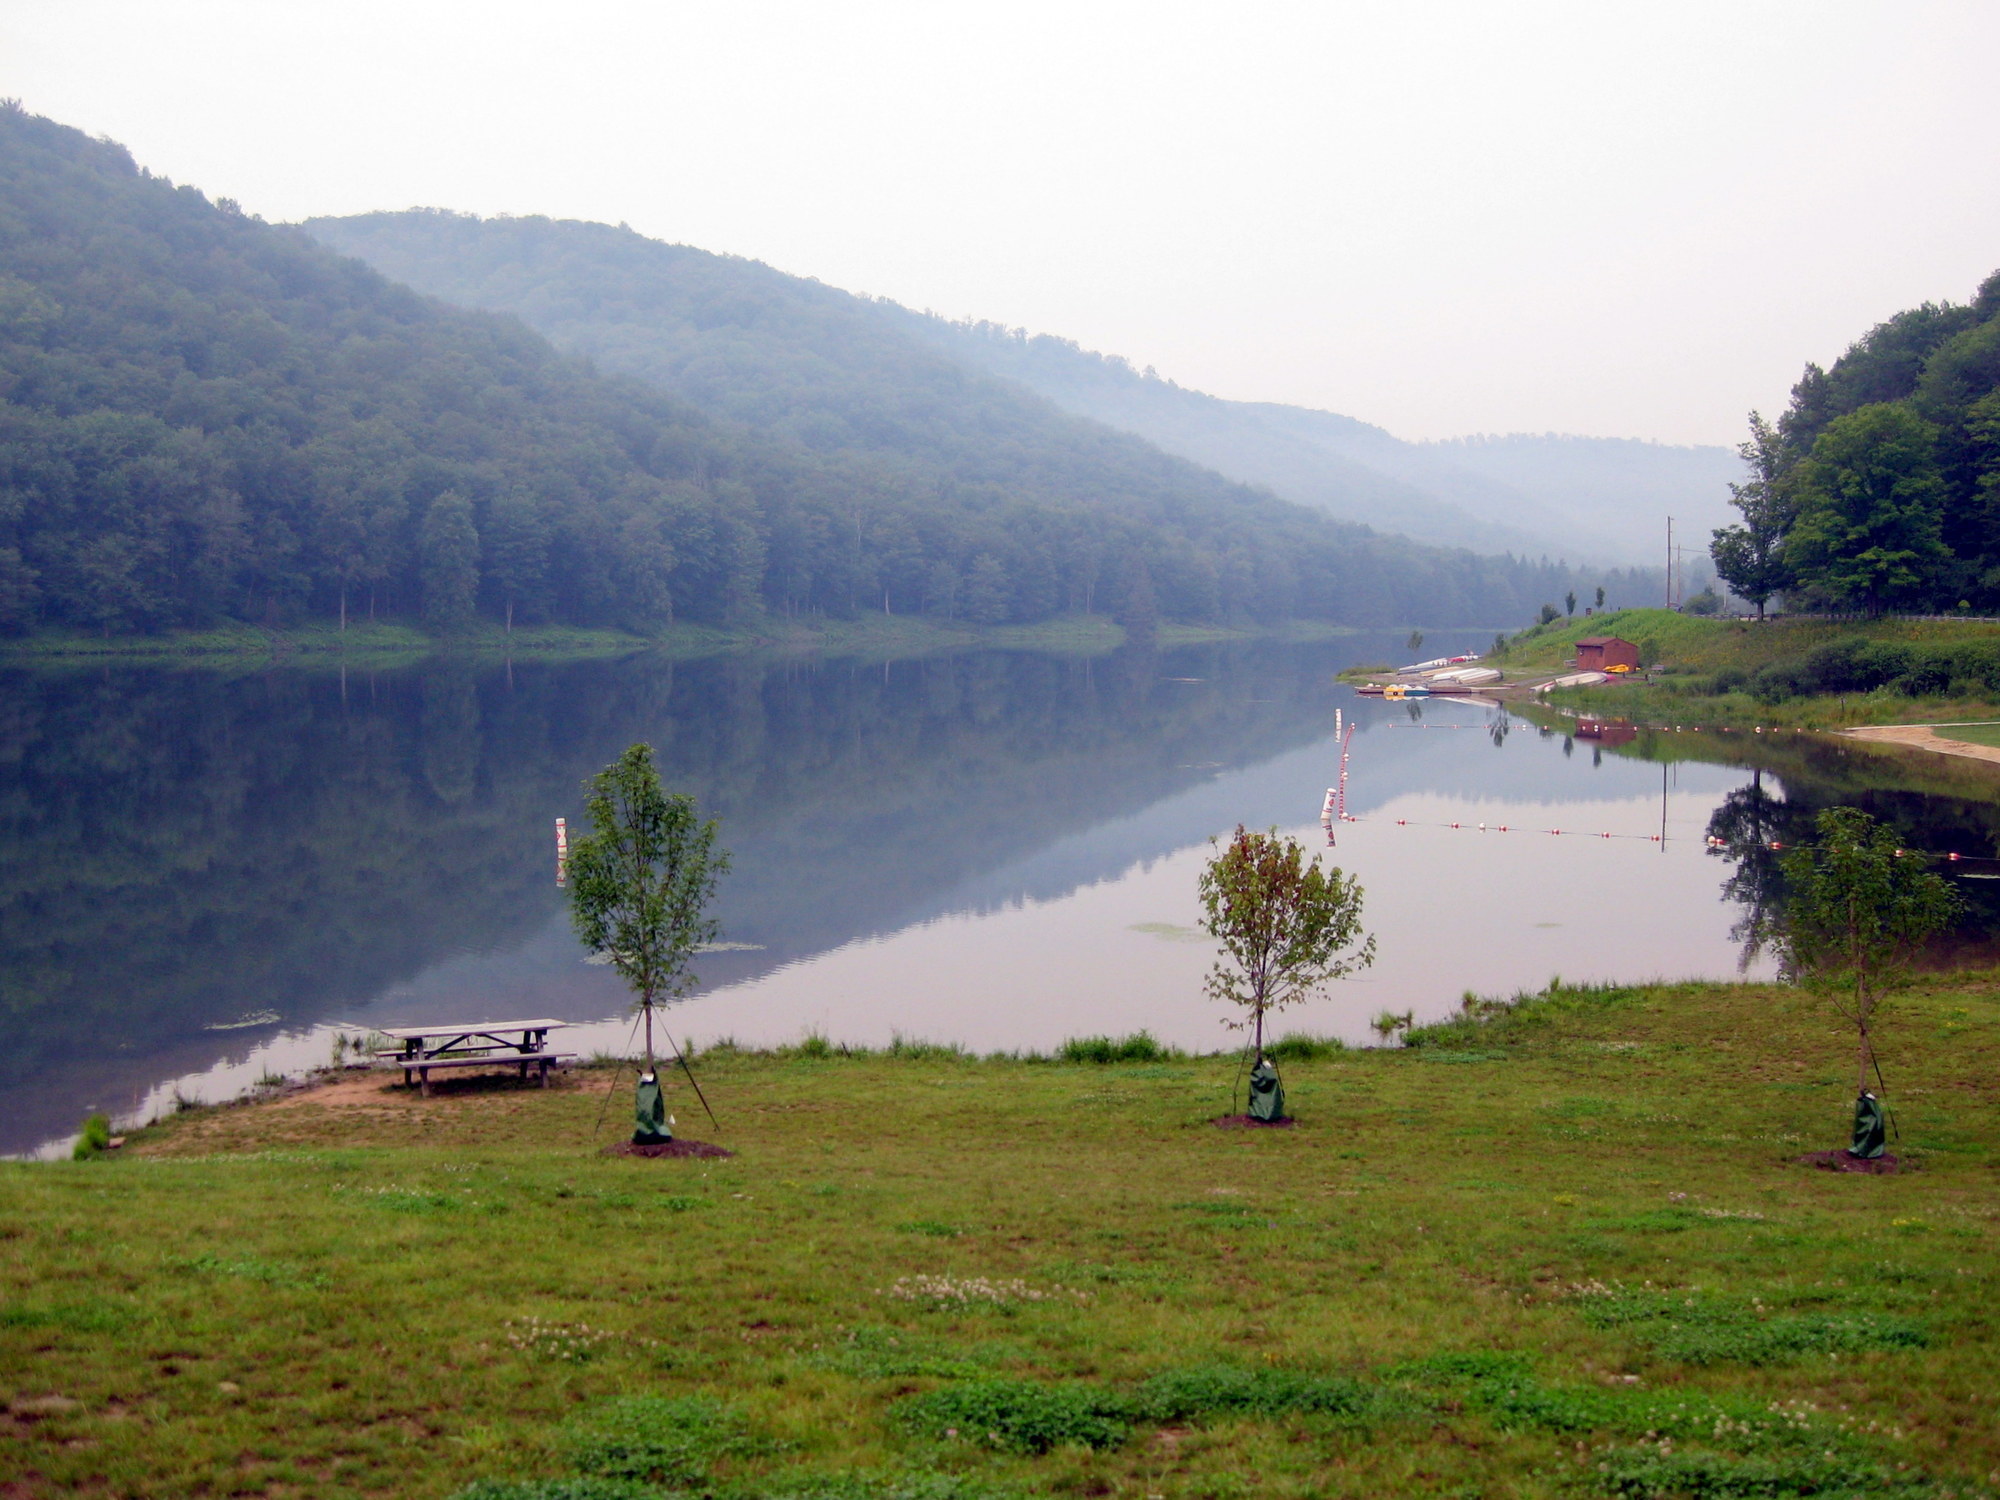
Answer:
[1265,1032,1345,1061]
[1057,1032,1174,1064]
[885,1035,966,1061]
[893,1379,1130,1453]
[559,1395,769,1485]
[71,1112,112,1159]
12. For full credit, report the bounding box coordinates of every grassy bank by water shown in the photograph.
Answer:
[5,978,1998,1498]
[1498,609,2000,730]
[0,615,1369,669]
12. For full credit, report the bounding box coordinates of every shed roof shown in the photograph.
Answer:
[1574,636,1635,647]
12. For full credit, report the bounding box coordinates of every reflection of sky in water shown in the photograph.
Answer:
[85,697,1771,1153]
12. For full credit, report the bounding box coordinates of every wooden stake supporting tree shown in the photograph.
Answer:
[566,743,729,1144]
[1198,824,1375,1121]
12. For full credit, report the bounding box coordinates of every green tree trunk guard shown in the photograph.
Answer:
[634,1073,673,1144]
[1248,1058,1286,1122]
[1850,1092,1886,1158]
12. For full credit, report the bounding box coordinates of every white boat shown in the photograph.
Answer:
[1536,671,1609,692]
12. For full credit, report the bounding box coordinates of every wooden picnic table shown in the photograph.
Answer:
[372,1018,577,1095]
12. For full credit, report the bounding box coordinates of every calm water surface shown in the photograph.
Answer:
[8,635,1999,1154]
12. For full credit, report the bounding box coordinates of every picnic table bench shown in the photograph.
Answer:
[371,1019,577,1096]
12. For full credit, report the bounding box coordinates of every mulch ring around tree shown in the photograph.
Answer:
[604,1139,735,1159]
[1210,1114,1298,1129]
[1798,1149,1906,1174]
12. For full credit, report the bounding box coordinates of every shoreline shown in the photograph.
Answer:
[0,615,1388,667]
[1839,722,2000,767]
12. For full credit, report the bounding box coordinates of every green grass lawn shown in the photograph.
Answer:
[1497,610,2000,732]
[5,978,1999,1499]
[1934,723,2000,749]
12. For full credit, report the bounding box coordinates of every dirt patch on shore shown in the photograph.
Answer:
[1841,724,2000,766]
[265,1065,598,1109]
[263,1073,406,1109]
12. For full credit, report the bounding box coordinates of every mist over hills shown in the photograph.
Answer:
[310,207,1730,568]
[0,107,1656,640]
[306,210,1669,590]
[890,313,1738,566]
[0,105,1650,639]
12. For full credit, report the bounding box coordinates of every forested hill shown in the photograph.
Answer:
[0,113,1630,651]
[304,208,1653,623]
[889,313,1738,565]
[1707,268,2000,615]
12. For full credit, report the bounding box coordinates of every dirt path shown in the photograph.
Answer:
[1840,723,2000,767]
[260,1066,616,1110]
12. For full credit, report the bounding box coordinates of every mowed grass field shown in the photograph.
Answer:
[3,978,1998,1500]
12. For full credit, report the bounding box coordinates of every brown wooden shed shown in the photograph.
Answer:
[1575,636,1640,671]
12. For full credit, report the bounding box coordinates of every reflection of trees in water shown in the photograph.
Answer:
[1703,760,2000,971]
[1704,770,1810,968]
[0,641,1347,1098]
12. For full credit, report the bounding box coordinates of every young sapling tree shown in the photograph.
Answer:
[1198,825,1375,1068]
[567,744,729,1137]
[1779,806,1958,1153]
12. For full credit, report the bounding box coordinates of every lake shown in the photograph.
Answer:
[7,633,1999,1156]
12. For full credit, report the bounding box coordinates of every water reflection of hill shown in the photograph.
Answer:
[0,639,1421,1152]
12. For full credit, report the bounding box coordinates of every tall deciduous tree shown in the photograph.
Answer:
[1709,412,1796,620]
[482,490,548,635]
[1785,405,1949,614]
[419,490,480,631]
[1779,807,1959,1101]
[1197,825,1375,1058]
[566,743,729,1065]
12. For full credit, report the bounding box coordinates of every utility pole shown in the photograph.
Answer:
[1665,515,1675,609]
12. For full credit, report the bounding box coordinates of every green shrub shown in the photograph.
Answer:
[893,1379,1130,1453]
[1265,1032,1345,1061]
[560,1395,769,1484]
[1056,1031,1175,1064]
[71,1112,111,1159]
[885,1035,967,1062]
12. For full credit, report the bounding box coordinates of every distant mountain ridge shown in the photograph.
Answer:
[0,104,1650,642]
[890,314,1739,565]
[306,208,1657,619]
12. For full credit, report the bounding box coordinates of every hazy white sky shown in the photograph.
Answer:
[4,1,1997,446]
